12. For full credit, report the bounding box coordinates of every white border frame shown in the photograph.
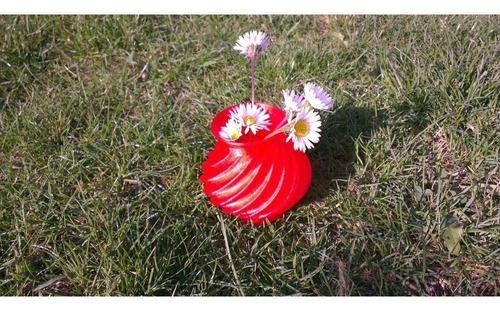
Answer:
[1,0,500,14]
[0,297,499,317]
[1,0,499,315]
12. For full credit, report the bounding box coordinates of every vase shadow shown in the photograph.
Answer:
[302,104,387,202]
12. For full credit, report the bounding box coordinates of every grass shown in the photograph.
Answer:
[0,16,498,296]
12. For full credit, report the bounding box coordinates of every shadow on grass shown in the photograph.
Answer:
[304,104,387,201]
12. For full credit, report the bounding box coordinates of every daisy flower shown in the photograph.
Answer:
[219,119,243,142]
[230,103,271,135]
[282,90,305,114]
[303,83,333,110]
[286,108,322,152]
[233,30,271,61]
[233,30,271,105]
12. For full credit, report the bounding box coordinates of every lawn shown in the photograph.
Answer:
[0,16,498,296]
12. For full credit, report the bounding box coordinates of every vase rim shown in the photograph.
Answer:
[211,103,287,148]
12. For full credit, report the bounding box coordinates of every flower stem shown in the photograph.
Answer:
[250,58,256,105]
[264,122,291,140]
[275,116,288,130]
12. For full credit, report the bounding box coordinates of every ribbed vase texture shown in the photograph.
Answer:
[200,104,312,224]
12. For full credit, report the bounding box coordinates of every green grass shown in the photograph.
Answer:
[0,16,498,296]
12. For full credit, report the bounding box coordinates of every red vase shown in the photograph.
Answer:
[200,104,312,225]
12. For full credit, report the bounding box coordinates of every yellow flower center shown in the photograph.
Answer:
[293,119,309,137]
[230,131,240,140]
[244,115,256,125]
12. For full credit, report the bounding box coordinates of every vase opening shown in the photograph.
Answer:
[211,103,287,148]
